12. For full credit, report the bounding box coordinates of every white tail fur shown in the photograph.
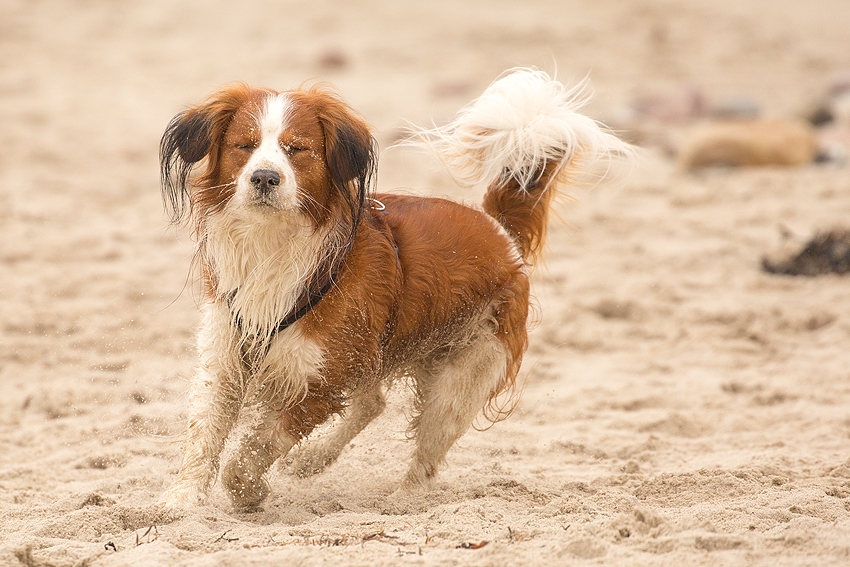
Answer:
[409,67,633,190]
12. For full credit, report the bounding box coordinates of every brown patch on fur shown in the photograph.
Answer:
[376,195,529,424]
[481,158,569,265]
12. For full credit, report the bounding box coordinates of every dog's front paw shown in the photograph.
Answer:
[158,482,206,511]
[222,459,270,509]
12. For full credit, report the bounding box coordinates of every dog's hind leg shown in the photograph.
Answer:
[402,331,509,491]
[289,385,386,478]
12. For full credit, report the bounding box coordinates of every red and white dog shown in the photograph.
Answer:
[159,68,629,509]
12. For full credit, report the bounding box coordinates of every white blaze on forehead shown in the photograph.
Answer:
[236,92,299,206]
[259,93,292,142]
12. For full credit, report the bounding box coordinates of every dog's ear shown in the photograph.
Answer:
[160,107,211,223]
[159,84,253,224]
[312,90,378,231]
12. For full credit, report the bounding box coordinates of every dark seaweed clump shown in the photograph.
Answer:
[762,229,850,276]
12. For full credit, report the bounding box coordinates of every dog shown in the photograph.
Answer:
[158,68,630,509]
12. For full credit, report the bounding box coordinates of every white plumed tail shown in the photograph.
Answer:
[409,67,633,191]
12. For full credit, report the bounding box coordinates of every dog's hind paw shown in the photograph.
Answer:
[290,451,333,479]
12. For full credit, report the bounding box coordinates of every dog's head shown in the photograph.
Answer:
[160,83,376,236]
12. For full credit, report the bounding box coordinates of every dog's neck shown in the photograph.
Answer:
[202,210,344,336]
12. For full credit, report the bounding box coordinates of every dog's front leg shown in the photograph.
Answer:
[221,383,350,508]
[161,310,245,509]
[222,404,298,509]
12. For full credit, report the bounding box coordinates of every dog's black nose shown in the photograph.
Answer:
[250,169,281,193]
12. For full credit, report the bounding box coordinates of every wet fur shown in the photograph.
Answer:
[158,69,630,509]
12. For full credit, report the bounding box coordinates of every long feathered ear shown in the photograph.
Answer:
[159,83,255,225]
[159,108,214,224]
[311,89,378,236]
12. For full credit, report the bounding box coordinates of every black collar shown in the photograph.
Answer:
[228,247,347,338]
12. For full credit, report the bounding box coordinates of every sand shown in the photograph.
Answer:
[2,0,850,565]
